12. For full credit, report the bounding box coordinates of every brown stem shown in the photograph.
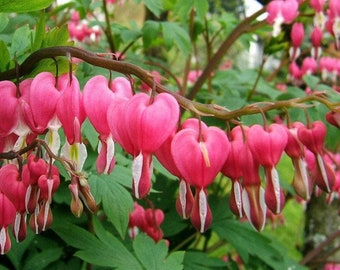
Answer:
[0,46,338,120]
[102,0,116,53]
[187,7,266,100]
[300,229,340,265]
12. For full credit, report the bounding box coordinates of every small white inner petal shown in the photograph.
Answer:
[316,154,330,192]
[44,129,60,160]
[241,189,251,223]
[233,181,243,218]
[0,227,6,255]
[273,14,284,37]
[199,189,208,233]
[14,212,21,242]
[25,185,32,213]
[104,135,115,174]
[298,158,310,200]
[270,167,281,214]
[259,187,267,231]
[42,202,50,231]
[132,152,143,199]
[179,180,187,219]
[77,143,88,171]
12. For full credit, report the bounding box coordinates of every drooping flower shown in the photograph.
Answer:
[108,92,179,198]
[0,191,16,254]
[84,76,133,174]
[128,202,165,242]
[297,121,336,192]
[285,122,313,200]
[0,164,28,242]
[267,0,299,37]
[311,27,323,59]
[0,81,20,137]
[221,126,248,218]
[247,124,288,214]
[289,22,304,60]
[171,119,230,232]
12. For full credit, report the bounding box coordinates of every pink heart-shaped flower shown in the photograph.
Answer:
[125,92,179,153]
[247,124,288,167]
[172,125,229,188]
[0,164,27,212]
[0,81,19,136]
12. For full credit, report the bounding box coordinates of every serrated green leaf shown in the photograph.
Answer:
[183,251,228,270]
[0,40,10,72]
[53,220,141,269]
[0,13,9,33]
[133,233,184,270]
[161,22,190,55]
[22,247,63,270]
[91,216,143,269]
[142,20,161,49]
[212,219,305,269]
[144,0,163,17]
[10,25,31,57]
[88,174,134,238]
[0,0,54,12]
[52,222,100,249]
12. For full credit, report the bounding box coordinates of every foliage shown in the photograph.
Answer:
[0,0,339,269]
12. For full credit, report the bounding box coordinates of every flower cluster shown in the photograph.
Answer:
[269,0,340,84]
[128,202,164,242]
[68,11,101,43]
[0,69,338,253]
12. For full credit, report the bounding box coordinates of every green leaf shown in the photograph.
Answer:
[142,20,161,49]
[212,219,305,269]
[0,0,54,12]
[303,74,319,89]
[144,0,163,17]
[91,216,143,270]
[53,221,142,269]
[42,25,70,47]
[32,14,46,51]
[0,40,10,72]
[0,13,9,33]
[161,22,190,55]
[88,174,134,238]
[133,233,184,270]
[183,251,228,270]
[82,118,98,150]
[173,0,208,22]
[10,25,31,57]
[22,247,63,270]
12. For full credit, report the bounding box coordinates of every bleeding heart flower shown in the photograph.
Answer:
[171,119,230,232]
[0,191,16,254]
[0,81,19,137]
[125,92,179,153]
[0,164,29,242]
[297,121,335,192]
[109,92,179,198]
[171,123,230,189]
[221,126,248,218]
[56,74,86,144]
[267,0,299,37]
[84,76,133,174]
[190,188,212,233]
[22,72,62,134]
[247,124,288,167]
